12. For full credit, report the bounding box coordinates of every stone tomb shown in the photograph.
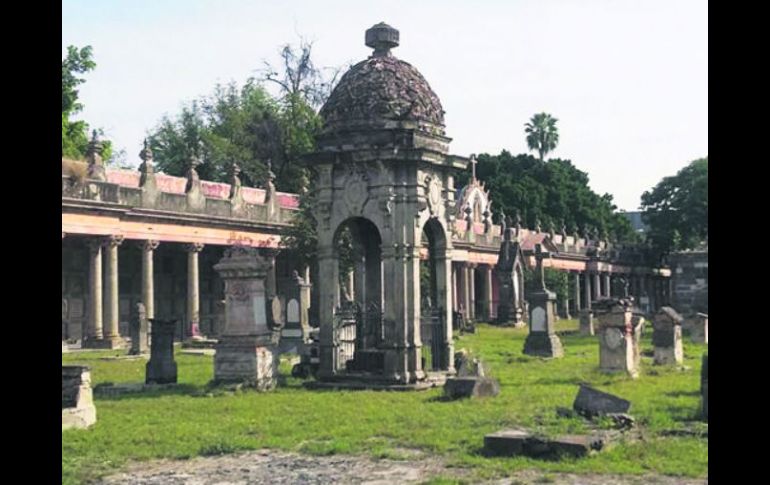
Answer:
[146,318,178,384]
[213,246,284,390]
[62,365,97,430]
[653,306,684,365]
[594,299,643,378]
[523,244,563,358]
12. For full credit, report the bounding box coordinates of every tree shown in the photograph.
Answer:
[641,157,708,255]
[525,113,559,161]
[456,151,635,242]
[62,45,112,161]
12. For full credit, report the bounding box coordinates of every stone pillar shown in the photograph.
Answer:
[103,235,124,348]
[574,272,582,312]
[653,307,684,365]
[213,246,282,389]
[185,243,204,339]
[84,239,104,347]
[603,273,611,298]
[485,266,495,321]
[317,246,339,379]
[583,271,592,310]
[561,272,571,319]
[129,302,149,355]
[592,272,601,302]
[146,318,178,384]
[140,240,159,319]
[460,264,470,320]
[468,264,476,321]
[452,264,458,311]
[435,252,454,372]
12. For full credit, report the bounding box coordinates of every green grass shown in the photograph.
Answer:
[62,321,708,484]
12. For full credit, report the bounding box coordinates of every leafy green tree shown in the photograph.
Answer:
[523,266,569,306]
[457,151,635,242]
[62,45,112,160]
[525,113,559,161]
[641,157,708,255]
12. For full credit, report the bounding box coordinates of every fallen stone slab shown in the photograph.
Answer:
[484,429,603,458]
[443,376,500,399]
[573,385,631,417]
[93,382,178,397]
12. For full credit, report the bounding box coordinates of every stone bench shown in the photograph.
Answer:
[62,365,96,430]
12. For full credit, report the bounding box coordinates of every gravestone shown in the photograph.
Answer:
[146,318,178,384]
[653,306,684,365]
[279,270,309,354]
[213,246,283,390]
[444,352,499,399]
[573,384,631,417]
[594,298,642,378]
[128,302,149,355]
[579,309,595,336]
[690,312,708,344]
[523,244,563,358]
[484,429,601,458]
[62,366,96,429]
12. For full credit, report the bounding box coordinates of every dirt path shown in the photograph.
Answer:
[98,449,707,485]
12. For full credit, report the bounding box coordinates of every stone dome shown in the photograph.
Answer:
[319,23,446,135]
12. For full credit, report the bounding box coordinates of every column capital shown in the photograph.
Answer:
[184,243,205,253]
[104,235,125,248]
[87,238,103,252]
[139,239,160,252]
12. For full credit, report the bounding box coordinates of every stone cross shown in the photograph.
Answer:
[534,243,548,291]
[470,154,478,181]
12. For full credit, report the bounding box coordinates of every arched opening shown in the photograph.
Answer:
[332,217,383,374]
[419,218,452,371]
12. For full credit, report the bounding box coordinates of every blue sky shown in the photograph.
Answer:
[62,0,707,210]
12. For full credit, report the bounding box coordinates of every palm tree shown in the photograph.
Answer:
[525,113,559,161]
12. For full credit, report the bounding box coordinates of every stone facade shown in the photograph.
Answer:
[62,365,96,430]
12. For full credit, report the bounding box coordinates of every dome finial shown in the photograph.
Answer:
[365,22,399,57]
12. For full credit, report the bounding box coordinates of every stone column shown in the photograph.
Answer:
[561,272,571,319]
[583,271,592,310]
[468,264,476,321]
[574,272,582,312]
[485,266,495,321]
[316,245,339,379]
[592,272,601,302]
[85,239,103,346]
[460,264,470,320]
[185,243,204,339]
[452,264,458,311]
[435,251,454,372]
[103,235,124,348]
[604,273,611,298]
[140,240,159,319]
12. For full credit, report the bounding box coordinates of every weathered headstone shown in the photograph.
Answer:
[701,353,708,421]
[128,302,149,355]
[62,365,96,430]
[213,246,283,390]
[146,318,178,384]
[594,298,642,378]
[690,312,708,344]
[579,309,595,336]
[444,375,500,399]
[653,306,684,365]
[523,244,563,358]
[573,384,631,417]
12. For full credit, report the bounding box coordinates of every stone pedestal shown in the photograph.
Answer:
[523,289,563,358]
[595,300,641,378]
[213,246,282,390]
[146,319,178,384]
[653,306,684,366]
[128,302,149,355]
[579,309,595,336]
[62,366,96,430]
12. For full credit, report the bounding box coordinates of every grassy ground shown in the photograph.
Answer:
[62,321,708,484]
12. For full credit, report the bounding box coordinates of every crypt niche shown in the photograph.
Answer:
[306,22,470,388]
